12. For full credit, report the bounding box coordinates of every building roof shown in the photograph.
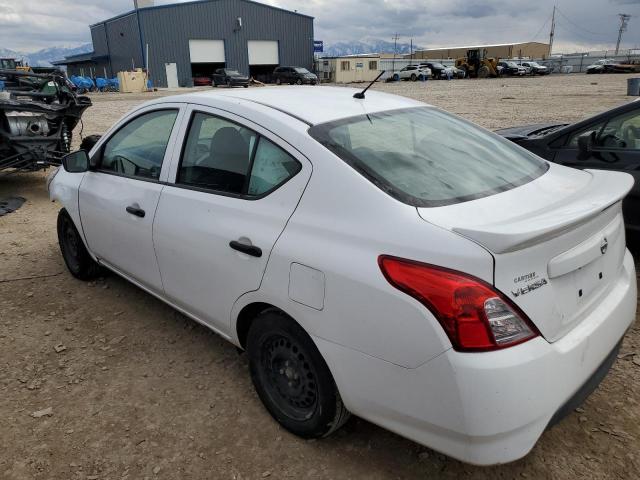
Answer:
[414,42,549,52]
[52,52,110,66]
[319,54,381,59]
[89,0,313,28]
[152,86,426,126]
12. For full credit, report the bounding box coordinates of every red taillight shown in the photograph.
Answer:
[378,255,539,352]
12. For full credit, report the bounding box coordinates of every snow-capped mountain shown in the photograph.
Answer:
[0,44,93,67]
[321,39,423,57]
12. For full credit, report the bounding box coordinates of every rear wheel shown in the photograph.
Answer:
[57,209,102,280]
[276,77,282,85]
[410,73,417,81]
[226,79,232,88]
[393,73,400,81]
[247,310,350,438]
[296,78,303,85]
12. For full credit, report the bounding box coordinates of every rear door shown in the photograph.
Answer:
[554,106,640,229]
[79,105,184,293]
[153,105,312,334]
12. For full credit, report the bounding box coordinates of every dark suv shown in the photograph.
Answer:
[273,66,318,85]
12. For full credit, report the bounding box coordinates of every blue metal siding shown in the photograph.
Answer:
[104,13,144,77]
[138,0,313,87]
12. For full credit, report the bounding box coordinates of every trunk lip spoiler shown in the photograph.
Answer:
[447,170,634,254]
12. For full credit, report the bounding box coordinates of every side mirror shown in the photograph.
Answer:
[577,132,595,160]
[62,150,89,173]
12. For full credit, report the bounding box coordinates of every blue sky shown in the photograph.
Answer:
[1,0,639,52]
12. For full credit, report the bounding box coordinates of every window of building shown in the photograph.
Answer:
[369,61,378,70]
[341,61,351,71]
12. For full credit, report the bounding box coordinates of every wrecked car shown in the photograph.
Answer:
[0,69,91,174]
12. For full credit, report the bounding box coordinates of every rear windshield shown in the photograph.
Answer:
[308,107,548,207]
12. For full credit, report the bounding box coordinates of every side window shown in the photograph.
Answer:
[248,137,302,196]
[177,112,301,197]
[178,112,257,194]
[595,109,640,150]
[567,120,607,148]
[100,109,178,180]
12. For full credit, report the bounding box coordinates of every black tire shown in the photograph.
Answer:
[226,80,232,88]
[80,134,101,152]
[243,84,249,88]
[410,73,417,81]
[247,310,350,438]
[296,78,303,85]
[57,209,102,280]
[276,77,282,85]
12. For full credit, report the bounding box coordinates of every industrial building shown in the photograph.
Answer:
[54,0,314,87]
[315,55,380,83]
[407,42,551,61]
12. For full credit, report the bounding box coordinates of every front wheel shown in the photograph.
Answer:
[410,73,417,81]
[57,209,102,280]
[247,310,350,438]
[296,78,303,85]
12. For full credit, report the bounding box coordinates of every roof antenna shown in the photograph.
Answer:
[353,70,385,99]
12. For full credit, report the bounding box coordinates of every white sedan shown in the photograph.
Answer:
[49,86,636,465]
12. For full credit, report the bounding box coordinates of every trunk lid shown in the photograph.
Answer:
[418,164,634,342]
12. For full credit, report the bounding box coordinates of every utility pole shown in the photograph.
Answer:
[410,38,413,60]
[392,33,399,73]
[548,5,556,57]
[615,14,631,55]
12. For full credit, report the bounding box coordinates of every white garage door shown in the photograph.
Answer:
[189,40,225,63]
[247,41,279,65]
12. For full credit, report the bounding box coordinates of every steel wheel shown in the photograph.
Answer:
[260,334,318,420]
[247,310,350,438]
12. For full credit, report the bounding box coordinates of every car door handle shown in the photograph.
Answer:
[126,205,145,218]
[229,240,262,257]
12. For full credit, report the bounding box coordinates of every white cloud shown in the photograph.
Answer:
[1,0,638,53]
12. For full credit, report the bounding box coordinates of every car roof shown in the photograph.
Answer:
[154,86,427,126]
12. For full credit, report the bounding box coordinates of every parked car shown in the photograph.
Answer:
[520,61,549,75]
[192,76,212,86]
[49,87,636,466]
[418,62,450,79]
[498,61,526,76]
[393,65,432,81]
[585,58,637,74]
[450,65,466,78]
[496,99,640,230]
[273,66,318,85]
[212,68,249,87]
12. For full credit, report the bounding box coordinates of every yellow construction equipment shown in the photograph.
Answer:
[455,49,500,78]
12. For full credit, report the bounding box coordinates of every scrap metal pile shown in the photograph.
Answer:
[0,69,91,175]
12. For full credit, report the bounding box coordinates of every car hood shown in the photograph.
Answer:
[494,123,569,140]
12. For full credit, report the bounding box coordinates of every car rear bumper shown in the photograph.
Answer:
[314,249,636,465]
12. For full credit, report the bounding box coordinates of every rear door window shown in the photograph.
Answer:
[177,112,301,197]
[309,107,548,207]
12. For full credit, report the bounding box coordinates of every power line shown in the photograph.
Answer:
[555,7,610,37]
[530,12,552,43]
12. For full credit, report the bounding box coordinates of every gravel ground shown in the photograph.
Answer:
[1,74,640,480]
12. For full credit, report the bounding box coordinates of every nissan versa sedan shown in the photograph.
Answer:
[49,87,637,466]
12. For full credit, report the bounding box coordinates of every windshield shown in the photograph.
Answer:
[431,63,445,69]
[295,68,310,74]
[308,107,548,207]
[528,62,541,67]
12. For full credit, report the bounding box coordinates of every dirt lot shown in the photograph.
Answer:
[1,74,640,479]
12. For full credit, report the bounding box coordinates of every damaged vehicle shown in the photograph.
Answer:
[0,69,91,174]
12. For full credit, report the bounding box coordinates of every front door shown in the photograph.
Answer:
[153,106,311,334]
[79,107,183,292]
[554,107,640,230]
[165,63,179,88]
